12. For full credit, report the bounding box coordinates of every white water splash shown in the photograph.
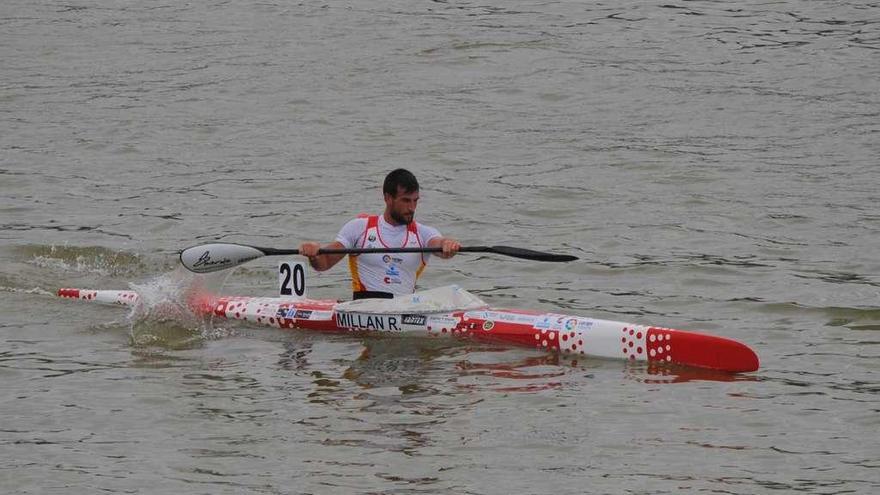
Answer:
[126,268,233,347]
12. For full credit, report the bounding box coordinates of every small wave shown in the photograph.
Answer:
[129,319,239,350]
[19,244,147,276]
[0,285,55,297]
[751,301,880,331]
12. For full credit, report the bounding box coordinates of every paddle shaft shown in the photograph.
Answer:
[262,245,575,262]
[262,246,493,256]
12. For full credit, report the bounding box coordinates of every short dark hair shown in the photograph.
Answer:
[383,169,419,197]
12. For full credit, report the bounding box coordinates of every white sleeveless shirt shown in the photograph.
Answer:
[335,215,441,295]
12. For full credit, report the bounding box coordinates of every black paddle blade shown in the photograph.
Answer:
[484,245,577,262]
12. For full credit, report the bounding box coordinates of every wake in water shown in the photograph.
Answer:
[17,244,241,348]
[23,244,147,277]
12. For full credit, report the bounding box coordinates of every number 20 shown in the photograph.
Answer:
[279,262,306,297]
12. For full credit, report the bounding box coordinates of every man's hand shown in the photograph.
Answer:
[299,242,322,258]
[436,238,460,259]
[298,241,347,272]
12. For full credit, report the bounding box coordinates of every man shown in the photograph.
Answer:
[299,169,461,299]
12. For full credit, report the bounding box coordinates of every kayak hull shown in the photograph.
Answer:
[57,288,759,373]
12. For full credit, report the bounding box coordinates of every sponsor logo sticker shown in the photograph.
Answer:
[533,315,552,329]
[463,311,490,320]
[427,315,459,328]
[515,315,538,324]
[402,314,427,326]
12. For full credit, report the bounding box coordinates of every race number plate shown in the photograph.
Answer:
[278,261,307,298]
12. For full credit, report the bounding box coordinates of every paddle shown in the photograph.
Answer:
[179,242,577,274]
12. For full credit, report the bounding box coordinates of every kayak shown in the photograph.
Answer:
[56,285,759,373]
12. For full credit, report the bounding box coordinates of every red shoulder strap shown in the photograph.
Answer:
[356,215,379,249]
[366,215,379,230]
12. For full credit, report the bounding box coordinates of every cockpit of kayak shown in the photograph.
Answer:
[335,285,488,314]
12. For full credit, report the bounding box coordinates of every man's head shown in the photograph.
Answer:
[383,169,420,225]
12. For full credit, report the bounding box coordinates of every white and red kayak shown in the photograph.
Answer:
[56,285,759,373]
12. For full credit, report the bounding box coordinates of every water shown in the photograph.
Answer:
[2,0,879,493]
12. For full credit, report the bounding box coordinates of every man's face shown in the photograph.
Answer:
[385,187,419,225]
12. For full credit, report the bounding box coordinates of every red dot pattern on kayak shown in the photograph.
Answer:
[646,327,674,363]
[620,326,650,360]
